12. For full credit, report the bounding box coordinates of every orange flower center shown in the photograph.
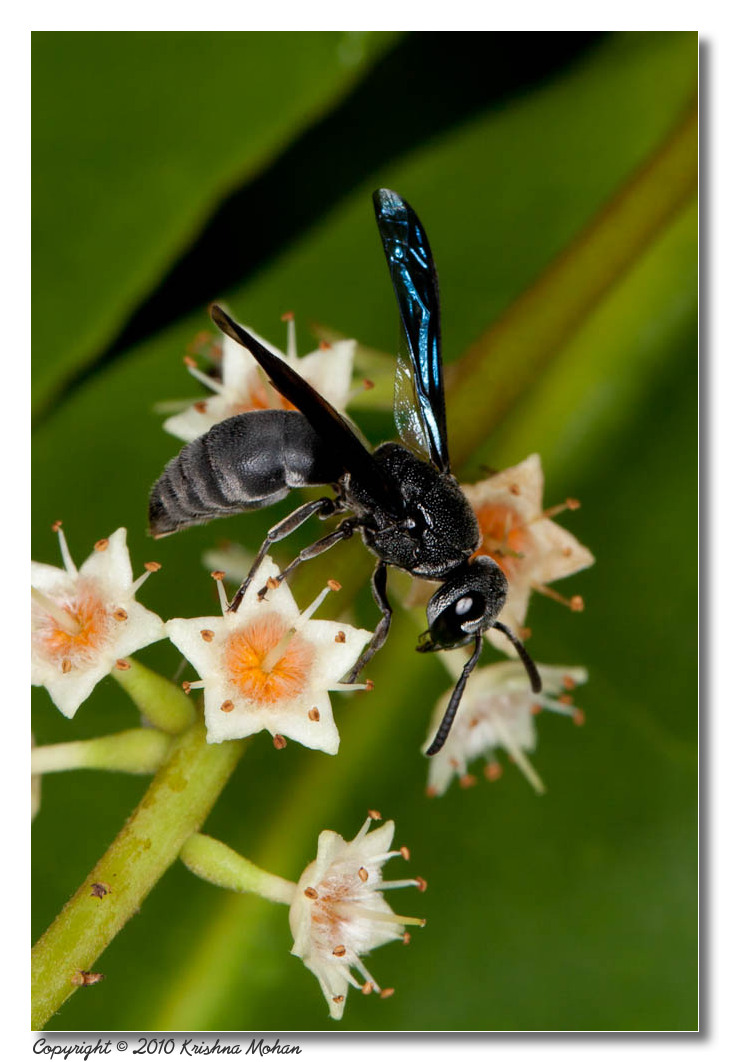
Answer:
[35,586,111,669]
[224,616,312,706]
[473,504,534,580]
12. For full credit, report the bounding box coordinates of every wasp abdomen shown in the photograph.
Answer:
[149,410,344,537]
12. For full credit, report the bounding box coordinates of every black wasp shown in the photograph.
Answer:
[149,188,541,755]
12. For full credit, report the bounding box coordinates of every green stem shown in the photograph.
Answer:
[31,718,244,1029]
[180,833,296,905]
[447,103,698,471]
[112,657,196,734]
[31,728,172,775]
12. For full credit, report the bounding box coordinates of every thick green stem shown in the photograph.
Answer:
[180,833,296,905]
[31,728,172,775]
[31,719,244,1029]
[447,103,698,471]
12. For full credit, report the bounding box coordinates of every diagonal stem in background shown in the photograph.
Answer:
[446,102,697,471]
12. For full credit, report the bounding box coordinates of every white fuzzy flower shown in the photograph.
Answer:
[163,317,356,442]
[424,659,588,796]
[289,814,426,1019]
[31,526,165,718]
[462,454,594,655]
[166,557,372,752]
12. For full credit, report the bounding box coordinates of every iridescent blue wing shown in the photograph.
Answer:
[373,188,450,474]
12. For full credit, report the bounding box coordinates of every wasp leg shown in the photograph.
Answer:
[425,633,484,756]
[228,496,341,612]
[343,561,391,683]
[257,516,361,600]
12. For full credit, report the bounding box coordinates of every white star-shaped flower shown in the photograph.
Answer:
[166,557,372,752]
[289,814,426,1019]
[424,659,588,795]
[163,317,356,442]
[32,526,165,718]
[462,453,595,654]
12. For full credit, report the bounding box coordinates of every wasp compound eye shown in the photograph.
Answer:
[430,592,487,645]
[455,595,477,617]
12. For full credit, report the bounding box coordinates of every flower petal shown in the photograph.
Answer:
[78,527,135,591]
[32,528,165,718]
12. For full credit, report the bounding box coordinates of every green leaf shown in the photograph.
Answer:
[32,30,396,413]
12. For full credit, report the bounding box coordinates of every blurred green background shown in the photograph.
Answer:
[32,31,697,1031]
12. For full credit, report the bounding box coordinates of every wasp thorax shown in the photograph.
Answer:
[348,444,480,579]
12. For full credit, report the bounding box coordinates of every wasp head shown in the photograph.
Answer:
[418,556,508,652]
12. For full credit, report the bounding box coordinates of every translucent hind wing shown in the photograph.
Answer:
[374,188,450,473]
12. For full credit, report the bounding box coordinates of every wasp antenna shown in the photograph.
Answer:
[491,621,542,694]
[425,634,483,757]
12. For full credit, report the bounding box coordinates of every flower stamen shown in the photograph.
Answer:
[331,901,426,928]
[352,957,379,992]
[282,311,297,359]
[489,713,545,795]
[531,583,585,611]
[534,498,581,522]
[211,571,229,610]
[131,562,161,594]
[31,587,82,636]
[54,524,78,576]
[535,692,584,721]
[294,584,332,628]
[186,361,227,395]
[377,879,423,892]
